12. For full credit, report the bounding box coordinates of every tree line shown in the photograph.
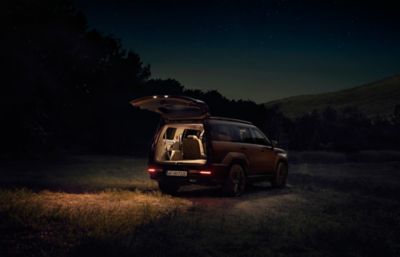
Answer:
[265,105,400,152]
[1,0,399,158]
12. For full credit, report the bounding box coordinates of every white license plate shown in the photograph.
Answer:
[166,170,187,177]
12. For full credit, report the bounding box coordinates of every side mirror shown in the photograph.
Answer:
[271,140,278,148]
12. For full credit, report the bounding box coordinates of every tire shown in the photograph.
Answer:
[271,162,288,188]
[158,180,180,195]
[223,164,246,196]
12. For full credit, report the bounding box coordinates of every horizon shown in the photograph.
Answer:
[266,73,400,102]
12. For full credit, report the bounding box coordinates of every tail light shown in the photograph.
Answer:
[199,170,212,175]
[147,167,162,173]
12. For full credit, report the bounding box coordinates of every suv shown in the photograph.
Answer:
[131,95,288,196]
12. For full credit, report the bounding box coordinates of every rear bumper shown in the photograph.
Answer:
[147,163,229,186]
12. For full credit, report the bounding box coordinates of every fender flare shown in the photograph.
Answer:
[221,152,249,175]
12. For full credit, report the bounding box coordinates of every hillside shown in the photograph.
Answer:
[265,75,400,119]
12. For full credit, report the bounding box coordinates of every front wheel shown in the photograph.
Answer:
[271,162,288,188]
[158,181,180,195]
[223,164,246,196]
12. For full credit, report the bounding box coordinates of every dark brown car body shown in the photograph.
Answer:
[131,95,288,195]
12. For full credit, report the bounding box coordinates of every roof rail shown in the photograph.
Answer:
[209,116,253,125]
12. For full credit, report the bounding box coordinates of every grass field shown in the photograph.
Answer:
[1,153,400,257]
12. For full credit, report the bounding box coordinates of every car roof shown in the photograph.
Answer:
[163,116,253,126]
[209,116,253,125]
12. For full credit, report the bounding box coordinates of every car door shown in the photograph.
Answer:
[234,126,261,176]
[250,127,276,175]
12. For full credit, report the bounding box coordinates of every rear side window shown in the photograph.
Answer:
[164,127,176,140]
[209,121,256,144]
[210,124,235,142]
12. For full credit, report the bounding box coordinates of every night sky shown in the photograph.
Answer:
[75,0,400,103]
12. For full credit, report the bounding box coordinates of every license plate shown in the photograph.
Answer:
[166,170,187,177]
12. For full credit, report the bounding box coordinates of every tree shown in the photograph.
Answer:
[1,0,153,156]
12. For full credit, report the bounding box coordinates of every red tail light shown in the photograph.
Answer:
[148,167,162,173]
[148,168,157,173]
[199,170,212,175]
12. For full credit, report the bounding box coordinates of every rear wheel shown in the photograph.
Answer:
[271,162,288,188]
[223,164,246,196]
[158,181,180,195]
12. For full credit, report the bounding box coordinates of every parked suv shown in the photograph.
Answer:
[131,95,288,196]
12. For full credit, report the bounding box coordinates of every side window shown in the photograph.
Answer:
[229,126,242,142]
[210,124,233,142]
[251,128,270,146]
[164,127,177,140]
[237,127,254,144]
